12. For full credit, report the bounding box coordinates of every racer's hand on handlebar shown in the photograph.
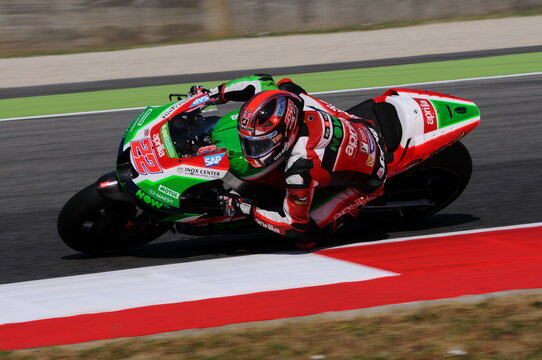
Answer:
[218,193,255,217]
[189,84,223,104]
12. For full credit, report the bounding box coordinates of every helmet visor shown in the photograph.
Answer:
[240,131,279,159]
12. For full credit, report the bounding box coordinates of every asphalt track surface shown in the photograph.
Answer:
[1,73,542,285]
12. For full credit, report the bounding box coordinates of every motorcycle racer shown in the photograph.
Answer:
[200,74,388,249]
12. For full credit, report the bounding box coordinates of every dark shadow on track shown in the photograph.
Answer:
[324,213,480,248]
[61,213,479,260]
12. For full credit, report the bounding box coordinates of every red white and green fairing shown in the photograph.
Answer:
[376,88,481,176]
[118,94,240,222]
[116,87,480,225]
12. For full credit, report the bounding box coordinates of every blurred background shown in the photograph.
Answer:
[1,0,542,56]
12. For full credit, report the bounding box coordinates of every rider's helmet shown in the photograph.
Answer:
[237,90,302,168]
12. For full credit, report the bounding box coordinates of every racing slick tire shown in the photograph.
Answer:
[57,183,168,256]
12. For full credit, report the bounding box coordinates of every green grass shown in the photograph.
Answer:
[4,292,542,360]
[1,52,542,119]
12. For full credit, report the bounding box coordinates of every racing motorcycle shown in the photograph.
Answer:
[58,87,480,255]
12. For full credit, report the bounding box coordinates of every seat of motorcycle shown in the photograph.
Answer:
[345,99,403,155]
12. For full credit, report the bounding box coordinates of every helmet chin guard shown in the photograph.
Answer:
[238,90,302,168]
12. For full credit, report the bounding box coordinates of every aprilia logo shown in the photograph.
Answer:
[414,98,438,133]
[254,218,281,234]
[343,120,359,157]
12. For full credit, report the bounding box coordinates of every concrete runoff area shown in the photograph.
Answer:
[1,16,542,88]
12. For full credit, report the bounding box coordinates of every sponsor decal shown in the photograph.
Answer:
[359,127,368,143]
[148,189,175,205]
[160,102,184,120]
[177,165,226,179]
[239,113,254,132]
[131,138,162,175]
[272,133,283,144]
[135,189,170,209]
[364,128,377,166]
[366,154,375,167]
[190,95,210,107]
[197,145,219,155]
[414,98,438,133]
[254,218,281,234]
[343,120,359,157]
[261,120,274,130]
[204,152,226,167]
[158,184,180,199]
[285,100,297,125]
[242,110,253,119]
[322,114,332,140]
[324,126,331,140]
[377,166,386,179]
[275,97,286,117]
[333,197,367,221]
[126,108,153,135]
[152,133,166,158]
[144,128,150,137]
[365,128,376,153]
[290,195,309,206]
[136,108,153,126]
[160,124,177,158]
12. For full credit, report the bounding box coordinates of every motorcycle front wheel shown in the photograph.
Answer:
[57,184,168,256]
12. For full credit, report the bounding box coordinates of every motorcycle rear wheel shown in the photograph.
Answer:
[57,184,168,255]
[365,141,473,222]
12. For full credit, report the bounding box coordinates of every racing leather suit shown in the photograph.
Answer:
[210,75,387,242]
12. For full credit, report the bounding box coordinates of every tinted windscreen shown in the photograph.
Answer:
[168,113,220,157]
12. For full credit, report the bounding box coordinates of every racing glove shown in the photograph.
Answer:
[218,193,255,217]
[208,83,227,104]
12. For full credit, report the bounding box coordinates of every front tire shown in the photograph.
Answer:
[58,184,168,255]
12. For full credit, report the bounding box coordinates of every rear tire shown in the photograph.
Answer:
[366,141,473,221]
[58,184,168,255]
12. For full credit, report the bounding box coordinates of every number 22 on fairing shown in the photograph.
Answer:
[131,138,163,175]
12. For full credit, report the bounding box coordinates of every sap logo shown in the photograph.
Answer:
[204,152,225,167]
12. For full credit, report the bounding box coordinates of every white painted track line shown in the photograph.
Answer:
[0,253,396,325]
[1,222,541,325]
[330,221,542,249]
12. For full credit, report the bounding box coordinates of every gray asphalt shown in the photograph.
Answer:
[1,74,541,285]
